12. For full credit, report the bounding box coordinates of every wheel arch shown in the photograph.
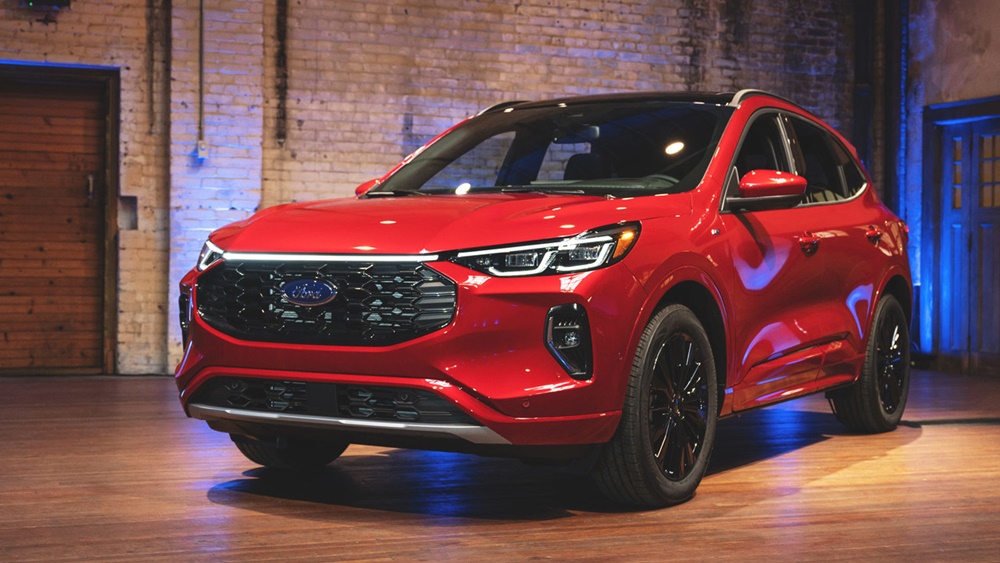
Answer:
[880,273,913,326]
[656,280,728,414]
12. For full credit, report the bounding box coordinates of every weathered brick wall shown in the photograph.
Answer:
[167,0,265,370]
[1,0,857,373]
[0,2,170,373]
[261,0,854,208]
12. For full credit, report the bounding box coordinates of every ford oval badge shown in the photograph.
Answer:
[280,279,338,307]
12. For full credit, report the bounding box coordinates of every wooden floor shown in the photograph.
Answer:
[1,370,998,561]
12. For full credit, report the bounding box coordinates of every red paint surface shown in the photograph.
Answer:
[176,93,911,446]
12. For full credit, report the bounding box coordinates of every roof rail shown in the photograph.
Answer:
[477,100,528,116]
[729,89,797,107]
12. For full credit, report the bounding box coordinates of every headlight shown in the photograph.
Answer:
[197,240,225,271]
[451,223,640,277]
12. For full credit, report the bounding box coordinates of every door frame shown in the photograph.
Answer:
[0,62,120,374]
[923,94,1000,375]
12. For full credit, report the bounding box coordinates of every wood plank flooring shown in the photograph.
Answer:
[0,370,998,561]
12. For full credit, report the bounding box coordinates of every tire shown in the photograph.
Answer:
[231,435,349,471]
[829,294,910,433]
[593,304,719,508]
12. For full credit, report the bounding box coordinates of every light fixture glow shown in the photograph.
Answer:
[665,141,685,155]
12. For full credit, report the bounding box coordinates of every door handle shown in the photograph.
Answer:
[865,225,883,245]
[796,232,820,255]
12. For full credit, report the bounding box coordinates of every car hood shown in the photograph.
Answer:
[211,192,692,255]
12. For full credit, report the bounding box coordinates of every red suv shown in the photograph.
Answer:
[176,90,912,507]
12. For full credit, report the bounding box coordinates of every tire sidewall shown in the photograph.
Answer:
[631,305,719,503]
[866,295,910,426]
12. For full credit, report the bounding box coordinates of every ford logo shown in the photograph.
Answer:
[280,279,338,307]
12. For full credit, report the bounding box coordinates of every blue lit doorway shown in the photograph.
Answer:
[926,97,1000,376]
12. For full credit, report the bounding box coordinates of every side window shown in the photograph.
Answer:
[832,140,868,197]
[733,114,791,177]
[786,117,866,203]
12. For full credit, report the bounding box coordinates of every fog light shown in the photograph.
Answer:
[562,331,580,348]
[545,304,592,379]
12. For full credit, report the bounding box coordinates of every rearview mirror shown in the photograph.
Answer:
[728,170,806,211]
[354,179,379,196]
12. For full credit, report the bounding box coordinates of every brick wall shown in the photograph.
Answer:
[261,0,854,208]
[0,2,170,373]
[167,0,265,370]
[1,0,857,373]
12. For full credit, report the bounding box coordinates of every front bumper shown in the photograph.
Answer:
[176,260,646,447]
[188,403,511,445]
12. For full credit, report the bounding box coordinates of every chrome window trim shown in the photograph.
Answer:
[782,113,869,206]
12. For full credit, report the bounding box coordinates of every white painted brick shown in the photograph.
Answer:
[1,0,856,374]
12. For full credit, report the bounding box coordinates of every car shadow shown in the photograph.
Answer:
[709,404,848,475]
[205,406,916,520]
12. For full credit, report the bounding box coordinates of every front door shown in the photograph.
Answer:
[939,118,1000,376]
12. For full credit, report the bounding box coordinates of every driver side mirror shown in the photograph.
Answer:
[728,169,806,211]
[354,179,379,197]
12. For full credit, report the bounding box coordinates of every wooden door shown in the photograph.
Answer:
[939,119,1000,376]
[0,77,111,373]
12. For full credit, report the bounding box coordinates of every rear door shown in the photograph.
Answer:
[782,115,886,389]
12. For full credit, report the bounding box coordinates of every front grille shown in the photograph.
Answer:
[193,377,475,424]
[196,259,457,346]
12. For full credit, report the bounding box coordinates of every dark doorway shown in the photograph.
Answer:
[0,65,118,374]
[925,97,1000,376]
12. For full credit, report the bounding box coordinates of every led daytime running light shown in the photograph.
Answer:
[452,223,639,277]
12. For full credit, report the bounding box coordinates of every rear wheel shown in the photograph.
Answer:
[231,435,349,471]
[829,294,910,433]
[593,304,718,507]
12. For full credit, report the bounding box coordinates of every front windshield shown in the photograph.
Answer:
[370,100,732,197]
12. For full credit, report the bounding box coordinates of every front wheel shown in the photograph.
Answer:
[231,435,349,471]
[829,294,910,433]
[593,304,719,507]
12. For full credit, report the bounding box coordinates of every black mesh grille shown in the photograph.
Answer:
[195,259,456,346]
[193,377,475,424]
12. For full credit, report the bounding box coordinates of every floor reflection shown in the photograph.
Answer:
[206,403,889,519]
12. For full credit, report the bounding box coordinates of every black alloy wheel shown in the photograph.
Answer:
[593,304,718,507]
[875,304,908,415]
[648,332,711,482]
[829,294,910,433]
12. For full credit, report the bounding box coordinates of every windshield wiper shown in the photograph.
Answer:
[364,189,428,197]
[500,186,587,195]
